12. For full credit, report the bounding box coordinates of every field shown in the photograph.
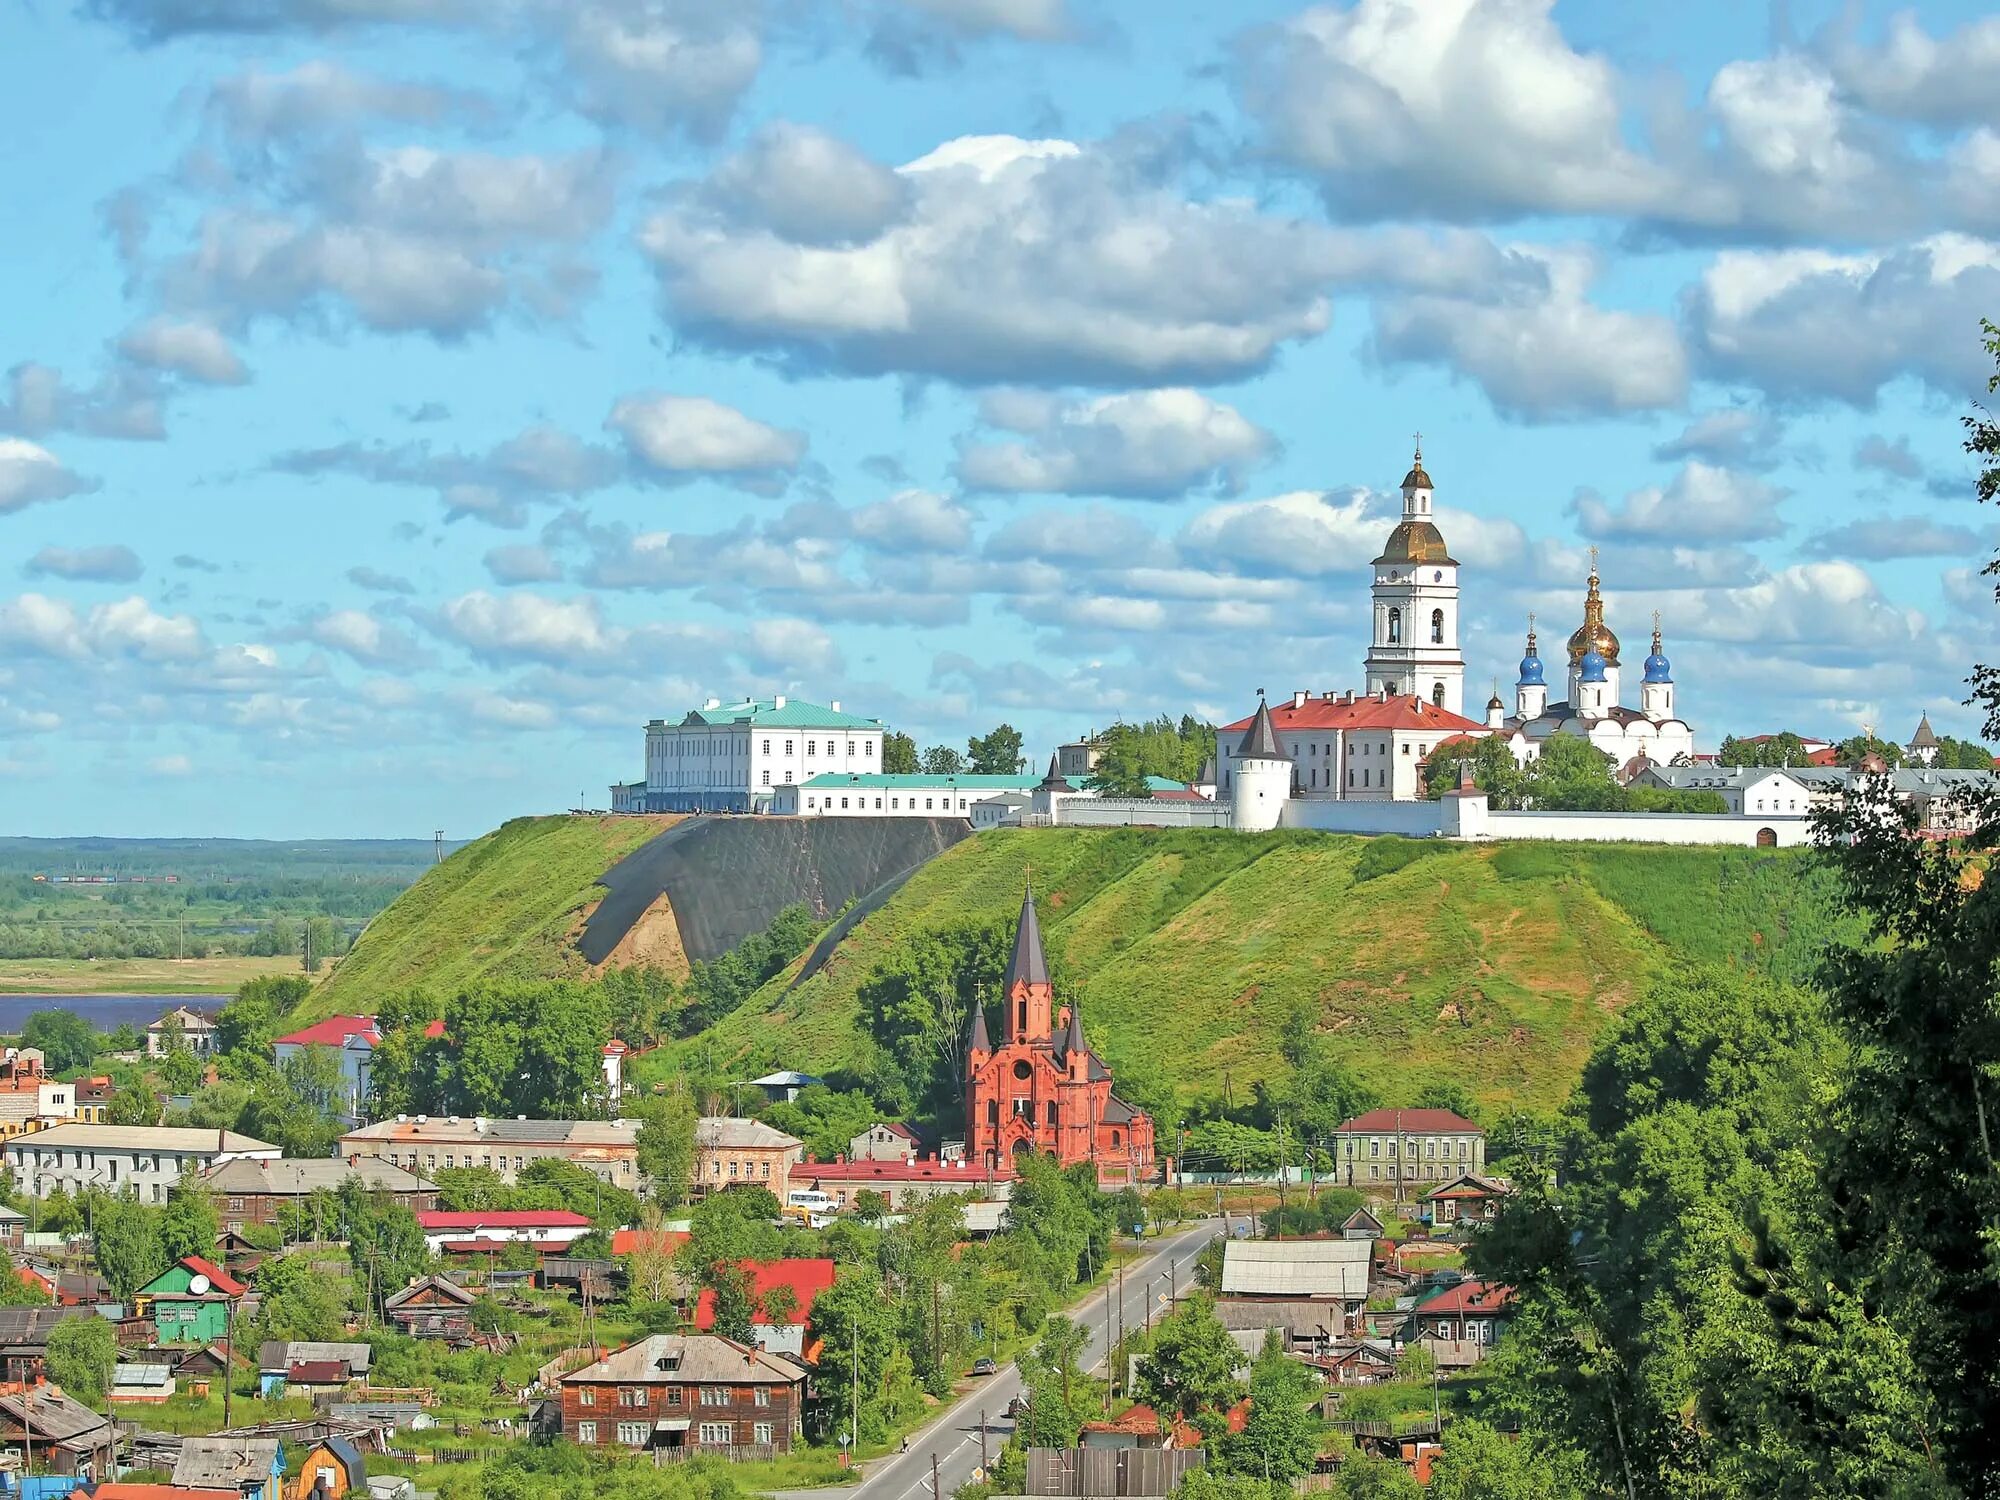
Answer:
[308,814,682,1013]
[0,954,310,995]
[658,828,1853,1117]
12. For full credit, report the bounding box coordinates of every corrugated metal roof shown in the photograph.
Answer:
[672,697,884,729]
[1220,1240,1372,1299]
[796,774,1041,790]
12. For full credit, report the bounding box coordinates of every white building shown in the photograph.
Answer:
[1631,765,1815,821]
[772,772,1042,819]
[1362,448,1465,717]
[5,1124,278,1203]
[146,1006,217,1058]
[625,695,888,813]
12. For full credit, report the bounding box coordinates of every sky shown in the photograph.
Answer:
[5,0,2000,838]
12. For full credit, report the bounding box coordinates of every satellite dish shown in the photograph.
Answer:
[187,1274,211,1295]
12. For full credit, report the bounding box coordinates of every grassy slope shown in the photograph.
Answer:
[670,828,1853,1116]
[307,815,679,1015]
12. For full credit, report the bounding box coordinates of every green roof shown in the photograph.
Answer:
[796,774,1042,790]
[1144,776,1188,791]
[669,697,884,729]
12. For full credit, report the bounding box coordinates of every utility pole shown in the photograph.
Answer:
[980,1407,988,1475]
[1103,1274,1113,1413]
[932,1452,941,1500]
[1276,1107,1288,1240]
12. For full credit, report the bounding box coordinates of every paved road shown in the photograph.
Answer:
[772,1220,1228,1500]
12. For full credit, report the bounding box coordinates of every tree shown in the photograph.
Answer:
[707,1263,758,1343]
[1931,734,1998,769]
[44,1316,115,1405]
[631,1088,698,1207]
[159,1176,217,1264]
[882,732,919,775]
[252,1250,346,1342]
[1716,732,1810,769]
[238,1047,344,1159]
[217,975,310,1057]
[0,1254,48,1307]
[806,1263,897,1442]
[106,1080,160,1127]
[303,915,340,973]
[1426,1420,1592,1500]
[967,724,1027,775]
[160,1037,202,1094]
[21,1011,95,1074]
[1136,1295,1244,1420]
[1331,1455,1422,1500]
[1225,1332,1321,1481]
[1520,733,1621,810]
[853,1189,890,1225]
[431,1167,511,1212]
[92,1194,165,1302]
[1422,734,1524,803]
[1831,733,1903,768]
[339,1182,430,1317]
[1414,1080,1478,1122]
[1018,1316,1096,1448]
[920,745,966,776]
[1084,727,1153,797]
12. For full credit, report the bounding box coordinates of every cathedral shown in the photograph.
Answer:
[1217,444,1696,819]
[964,886,1156,1186]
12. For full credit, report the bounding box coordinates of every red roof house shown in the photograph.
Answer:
[610,1227,690,1257]
[1333,1109,1481,1135]
[271,1016,379,1050]
[692,1258,836,1359]
[176,1256,246,1298]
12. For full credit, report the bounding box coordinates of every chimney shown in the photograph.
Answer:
[774,695,787,710]
[1291,690,1308,709]
[1375,686,1387,702]
[830,700,841,713]
[1343,690,1355,704]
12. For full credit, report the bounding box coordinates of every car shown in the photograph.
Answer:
[970,1358,998,1376]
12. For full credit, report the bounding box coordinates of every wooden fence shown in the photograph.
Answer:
[1025,1446,1207,1497]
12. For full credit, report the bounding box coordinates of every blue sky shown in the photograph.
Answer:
[6,0,2000,837]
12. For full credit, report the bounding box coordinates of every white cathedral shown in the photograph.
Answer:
[1218,446,1695,819]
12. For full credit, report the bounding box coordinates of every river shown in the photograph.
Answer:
[0,994,225,1033]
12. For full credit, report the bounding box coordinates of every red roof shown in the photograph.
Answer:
[610,1228,690,1257]
[1417,1278,1515,1317]
[1335,1108,1480,1134]
[423,1019,447,1039]
[180,1256,246,1297]
[417,1210,590,1230]
[271,1015,379,1049]
[1220,694,1486,736]
[287,1360,349,1384]
[800,1159,1007,1183]
[1807,747,1839,766]
[693,1258,836,1329]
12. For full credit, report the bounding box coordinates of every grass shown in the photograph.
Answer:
[307,814,681,1016]
[668,829,1840,1117]
[0,955,308,995]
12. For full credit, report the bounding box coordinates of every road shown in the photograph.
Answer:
[772,1220,1227,1500]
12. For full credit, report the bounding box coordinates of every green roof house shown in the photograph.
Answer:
[136,1255,246,1345]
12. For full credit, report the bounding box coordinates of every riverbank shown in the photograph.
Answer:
[0,955,309,996]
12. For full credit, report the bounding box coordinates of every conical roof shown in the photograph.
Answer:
[1236,697,1282,761]
[1055,1002,1086,1065]
[1037,752,1071,791]
[966,1003,991,1055]
[1910,713,1939,749]
[1005,884,1049,993]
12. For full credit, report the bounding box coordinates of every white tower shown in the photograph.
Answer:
[1363,442,1464,717]
[1515,615,1549,721]
[1230,696,1291,833]
[1639,612,1675,722]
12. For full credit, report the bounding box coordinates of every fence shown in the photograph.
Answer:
[1025,1446,1207,1497]
[655,1444,776,1465]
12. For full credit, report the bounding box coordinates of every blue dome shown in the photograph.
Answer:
[1517,652,1545,686]
[1580,649,1608,683]
[1643,650,1672,684]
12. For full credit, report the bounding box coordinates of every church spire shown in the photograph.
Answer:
[1004,880,1050,996]
[966,997,991,1056]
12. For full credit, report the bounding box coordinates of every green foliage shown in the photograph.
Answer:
[0,1253,48,1306]
[237,1045,345,1158]
[1083,715,1214,795]
[1831,733,1904,767]
[160,1037,202,1094]
[1426,1420,1592,1500]
[218,974,312,1056]
[107,1079,160,1126]
[1329,1455,1422,1500]
[680,904,823,1035]
[1715,732,1813,768]
[1223,1332,1321,1480]
[762,1085,881,1162]
[1930,734,1999,770]
[679,1188,785,1273]
[371,980,614,1119]
[806,1261,898,1443]
[1426,734,1721,812]
[921,745,967,775]
[858,917,1013,1116]
[252,1249,347,1341]
[967,724,1027,775]
[442,1445,755,1500]
[1350,837,1450,883]
[1173,1474,1290,1500]
[1000,1153,1115,1318]
[882,732,918,774]
[1136,1295,1244,1420]
[21,1010,96,1073]
[1018,1316,1099,1447]
[706,1263,757,1342]
[93,1193,166,1301]
[159,1176,218,1264]
[631,1086,698,1207]
[340,1180,431,1315]
[43,1315,115,1404]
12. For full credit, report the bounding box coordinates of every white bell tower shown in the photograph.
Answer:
[1362,440,1465,718]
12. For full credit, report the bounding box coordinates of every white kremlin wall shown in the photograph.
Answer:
[1277,793,1814,847]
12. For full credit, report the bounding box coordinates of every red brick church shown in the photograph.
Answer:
[965,885,1157,1186]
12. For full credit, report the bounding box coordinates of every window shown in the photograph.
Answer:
[754,1387,771,1407]
[1402,743,1410,755]
[754,1422,775,1446]
[840,797,849,809]
[762,739,770,754]
[865,741,874,757]
[617,1422,648,1447]
[1387,607,1402,643]
[701,1387,730,1406]
[874,798,882,809]
[1432,683,1445,707]
[579,1388,598,1407]
[1369,1139,1379,1157]
[577,1422,598,1444]
[762,771,770,786]
[227,1197,243,1212]
[925,798,934,810]
[667,1388,682,1406]
[1431,608,1445,644]
[619,1388,645,1407]
[784,771,792,784]
[806,740,816,756]
[827,740,836,755]
[846,740,854,754]
[699,1423,733,1445]
[1046,1101,1058,1126]
[785,740,793,755]
[891,797,899,809]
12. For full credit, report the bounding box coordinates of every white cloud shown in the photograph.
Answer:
[24,545,144,583]
[204,59,472,140]
[436,590,619,666]
[1372,247,1687,420]
[0,439,97,513]
[1652,409,1783,468]
[484,545,564,584]
[0,594,208,663]
[1180,488,1391,578]
[957,389,1274,499]
[893,0,1068,39]
[546,0,761,137]
[1802,519,1984,560]
[118,319,249,385]
[1572,462,1788,544]
[704,123,911,246]
[606,394,805,479]
[309,608,419,665]
[1822,11,2000,129]
[848,490,974,553]
[985,505,1167,565]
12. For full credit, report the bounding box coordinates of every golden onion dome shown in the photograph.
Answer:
[1567,618,1621,665]
[1401,461,1433,490]
[1373,519,1456,566]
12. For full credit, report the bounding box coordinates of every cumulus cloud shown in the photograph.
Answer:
[846,490,974,554]
[1854,433,1924,480]
[483,544,564,584]
[203,58,479,141]
[895,0,1068,39]
[606,394,805,483]
[1650,562,1926,654]
[0,593,208,662]
[1179,488,1392,578]
[118,319,249,385]
[956,389,1274,499]
[273,423,620,525]
[641,129,1520,386]
[1572,462,1787,544]
[24,545,144,583]
[81,0,467,41]
[435,589,622,666]
[544,1,761,137]
[347,565,415,593]
[1802,518,1984,560]
[308,608,421,665]
[703,123,911,246]
[1372,247,1688,420]
[1686,236,2000,404]
[0,440,97,514]
[985,505,1167,565]
[0,363,163,443]
[1821,11,2000,129]
[1235,0,1664,222]
[1652,409,1784,468]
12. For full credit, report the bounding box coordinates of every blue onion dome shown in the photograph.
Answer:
[1643,649,1672,684]
[1580,649,1608,683]
[1518,619,1545,685]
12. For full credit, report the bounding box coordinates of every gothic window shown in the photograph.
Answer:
[1046,1102,1057,1127]
[1017,1000,1027,1033]
[1432,683,1445,707]
[1387,608,1402,644]
[1111,1130,1122,1147]
[1431,609,1444,644]
[986,1101,998,1126]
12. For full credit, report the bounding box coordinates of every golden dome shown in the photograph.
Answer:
[1373,519,1456,566]
[1566,559,1620,664]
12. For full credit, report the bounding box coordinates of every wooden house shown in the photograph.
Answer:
[289,1435,366,1500]
[381,1276,475,1341]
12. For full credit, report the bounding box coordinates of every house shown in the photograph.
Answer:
[1314,1339,1400,1387]
[5,1125,279,1204]
[270,1017,384,1123]
[382,1276,477,1340]
[74,1077,115,1125]
[257,1341,371,1399]
[559,1333,807,1455]
[338,1116,642,1190]
[1405,1278,1515,1355]
[796,1155,1007,1212]
[201,1157,438,1234]
[694,1117,803,1199]
[631,694,889,814]
[0,1205,27,1251]
[1220,1240,1372,1309]
[1210,1298,1344,1357]
[18,1262,112,1308]
[773,773,1044,821]
[690,1259,835,1359]
[174,1436,284,1500]
[108,1362,176,1403]
[68,1486,238,1500]
[1079,1404,1177,1451]
[1337,1207,1384,1241]
[416,1209,591,1255]
[289,1436,366,1500]
[848,1122,922,1163]
[1329,1109,1485,1188]
[0,1051,76,1137]
[0,1379,115,1475]
[747,1072,821,1104]
[136,1257,246,1345]
[1419,1174,1513,1228]
[330,1402,433,1432]
[610,1227,690,1259]
[0,1308,122,1382]
[147,1008,217,1058]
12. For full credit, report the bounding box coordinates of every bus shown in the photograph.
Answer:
[784,1188,837,1228]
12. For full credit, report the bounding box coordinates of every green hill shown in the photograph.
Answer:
[312,814,680,1012]
[655,828,1852,1117]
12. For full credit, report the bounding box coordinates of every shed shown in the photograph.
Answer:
[108,1363,176,1403]
[289,1435,366,1500]
[173,1436,284,1500]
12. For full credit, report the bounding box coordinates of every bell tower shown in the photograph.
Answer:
[1363,439,1464,717]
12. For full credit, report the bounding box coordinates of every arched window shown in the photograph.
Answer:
[986,1100,998,1126]
[1387,608,1402,644]
[1431,608,1445,644]
[1111,1130,1122,1147]
[1432,683,1445,707]
[1756,827,1777,848]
